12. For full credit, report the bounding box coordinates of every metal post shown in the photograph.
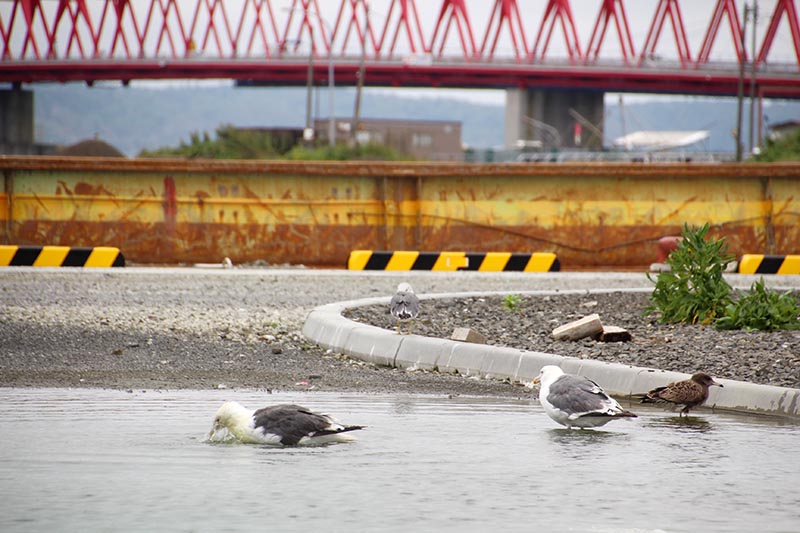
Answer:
[735,2,749,162]
[328,46,335,148]
[305,31,314,140]
[352,1,368,146]
[285,7,334,148]
[748,1,758,154]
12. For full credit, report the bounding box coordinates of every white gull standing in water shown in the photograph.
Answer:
[390,282,420,334]
[207,401,364,445]
[534,365,637,429]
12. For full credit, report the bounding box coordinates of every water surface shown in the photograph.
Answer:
[1,389,798,532]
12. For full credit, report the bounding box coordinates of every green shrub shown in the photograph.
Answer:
[646,223,734,325]
[753,128,800,162]
[286,142,403,161]
[138,125,406,161]
[716,278,800,331]
[502,294,522,313]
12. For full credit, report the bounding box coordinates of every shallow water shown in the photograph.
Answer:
[0,389,798,532]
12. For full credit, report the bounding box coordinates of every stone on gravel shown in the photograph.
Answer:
[552,313,604,341]
[450,327,487,344]
[596,325,632,343]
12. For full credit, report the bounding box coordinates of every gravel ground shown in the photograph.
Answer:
[347,290,800,389]
[2,268,798,394]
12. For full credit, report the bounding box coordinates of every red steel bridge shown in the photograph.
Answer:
[1,0,799,98]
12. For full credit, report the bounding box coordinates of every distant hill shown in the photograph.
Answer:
[27,82,800,156]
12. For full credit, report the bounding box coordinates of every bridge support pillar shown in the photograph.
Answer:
[505,88,604,151]
[0,88,34,154]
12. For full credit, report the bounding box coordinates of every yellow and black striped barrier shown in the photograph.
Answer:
[738,254,800,275]
[0,245,125,267]
[347,250,559,272]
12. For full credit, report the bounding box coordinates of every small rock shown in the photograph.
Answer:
[596,325,632,343]
[450,327,487,344]
[552,314,604,341]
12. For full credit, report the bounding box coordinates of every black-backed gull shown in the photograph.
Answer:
[208,401,364,445]
[534,365,638,429]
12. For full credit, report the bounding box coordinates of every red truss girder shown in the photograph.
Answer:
[530,0,581,63]
[586,0,634,65]
[758,0,800,65]
[639,0,691,67]
[1,0,799,73]
[481,0,528,62]
[697,0,744,64]
[377,0,426,57]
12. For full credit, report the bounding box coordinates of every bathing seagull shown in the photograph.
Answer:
[390,282,420,334]
[207,401,364,445]
[533,365,638,429]
[641,372,723,416]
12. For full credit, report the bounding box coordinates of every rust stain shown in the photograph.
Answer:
[74,182,115,197]
[163,176,177,231]
[57,180,72,196]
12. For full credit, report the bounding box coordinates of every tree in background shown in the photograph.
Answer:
[754,128,800,162]
[138,124,404,161]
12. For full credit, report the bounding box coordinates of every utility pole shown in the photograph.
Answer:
[352,1,368,146]
[735,2,749,162]
[305,30,314,144]
[748,1,758,155]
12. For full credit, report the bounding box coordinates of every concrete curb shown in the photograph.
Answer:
[303,289,800,419]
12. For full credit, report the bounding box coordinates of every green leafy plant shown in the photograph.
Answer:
[752,127,800,162]
[502,294,522,313]
[716,278,800,331]
[138,124,406,161]
[646,223,734,325]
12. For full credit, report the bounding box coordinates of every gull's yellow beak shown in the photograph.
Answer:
[532,376,541,385]
[207,420,221,441]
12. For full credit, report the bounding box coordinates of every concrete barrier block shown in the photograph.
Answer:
[515,351,568,382]
[395,335,450,371]
[438,342,488,377]
[345,325,403,367]
[302,308,358,352]
[631,368,691,397]
[478,346,523,380]
[708,379,800,417]
[561,359,641,396]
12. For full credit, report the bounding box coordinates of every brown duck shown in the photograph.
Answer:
[642,372,723,416]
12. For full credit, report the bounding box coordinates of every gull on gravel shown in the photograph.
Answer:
[390,282,420,335]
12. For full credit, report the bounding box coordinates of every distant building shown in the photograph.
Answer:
[313,118,462,161]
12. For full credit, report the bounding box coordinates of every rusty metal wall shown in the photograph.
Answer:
[2,157,798,268]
